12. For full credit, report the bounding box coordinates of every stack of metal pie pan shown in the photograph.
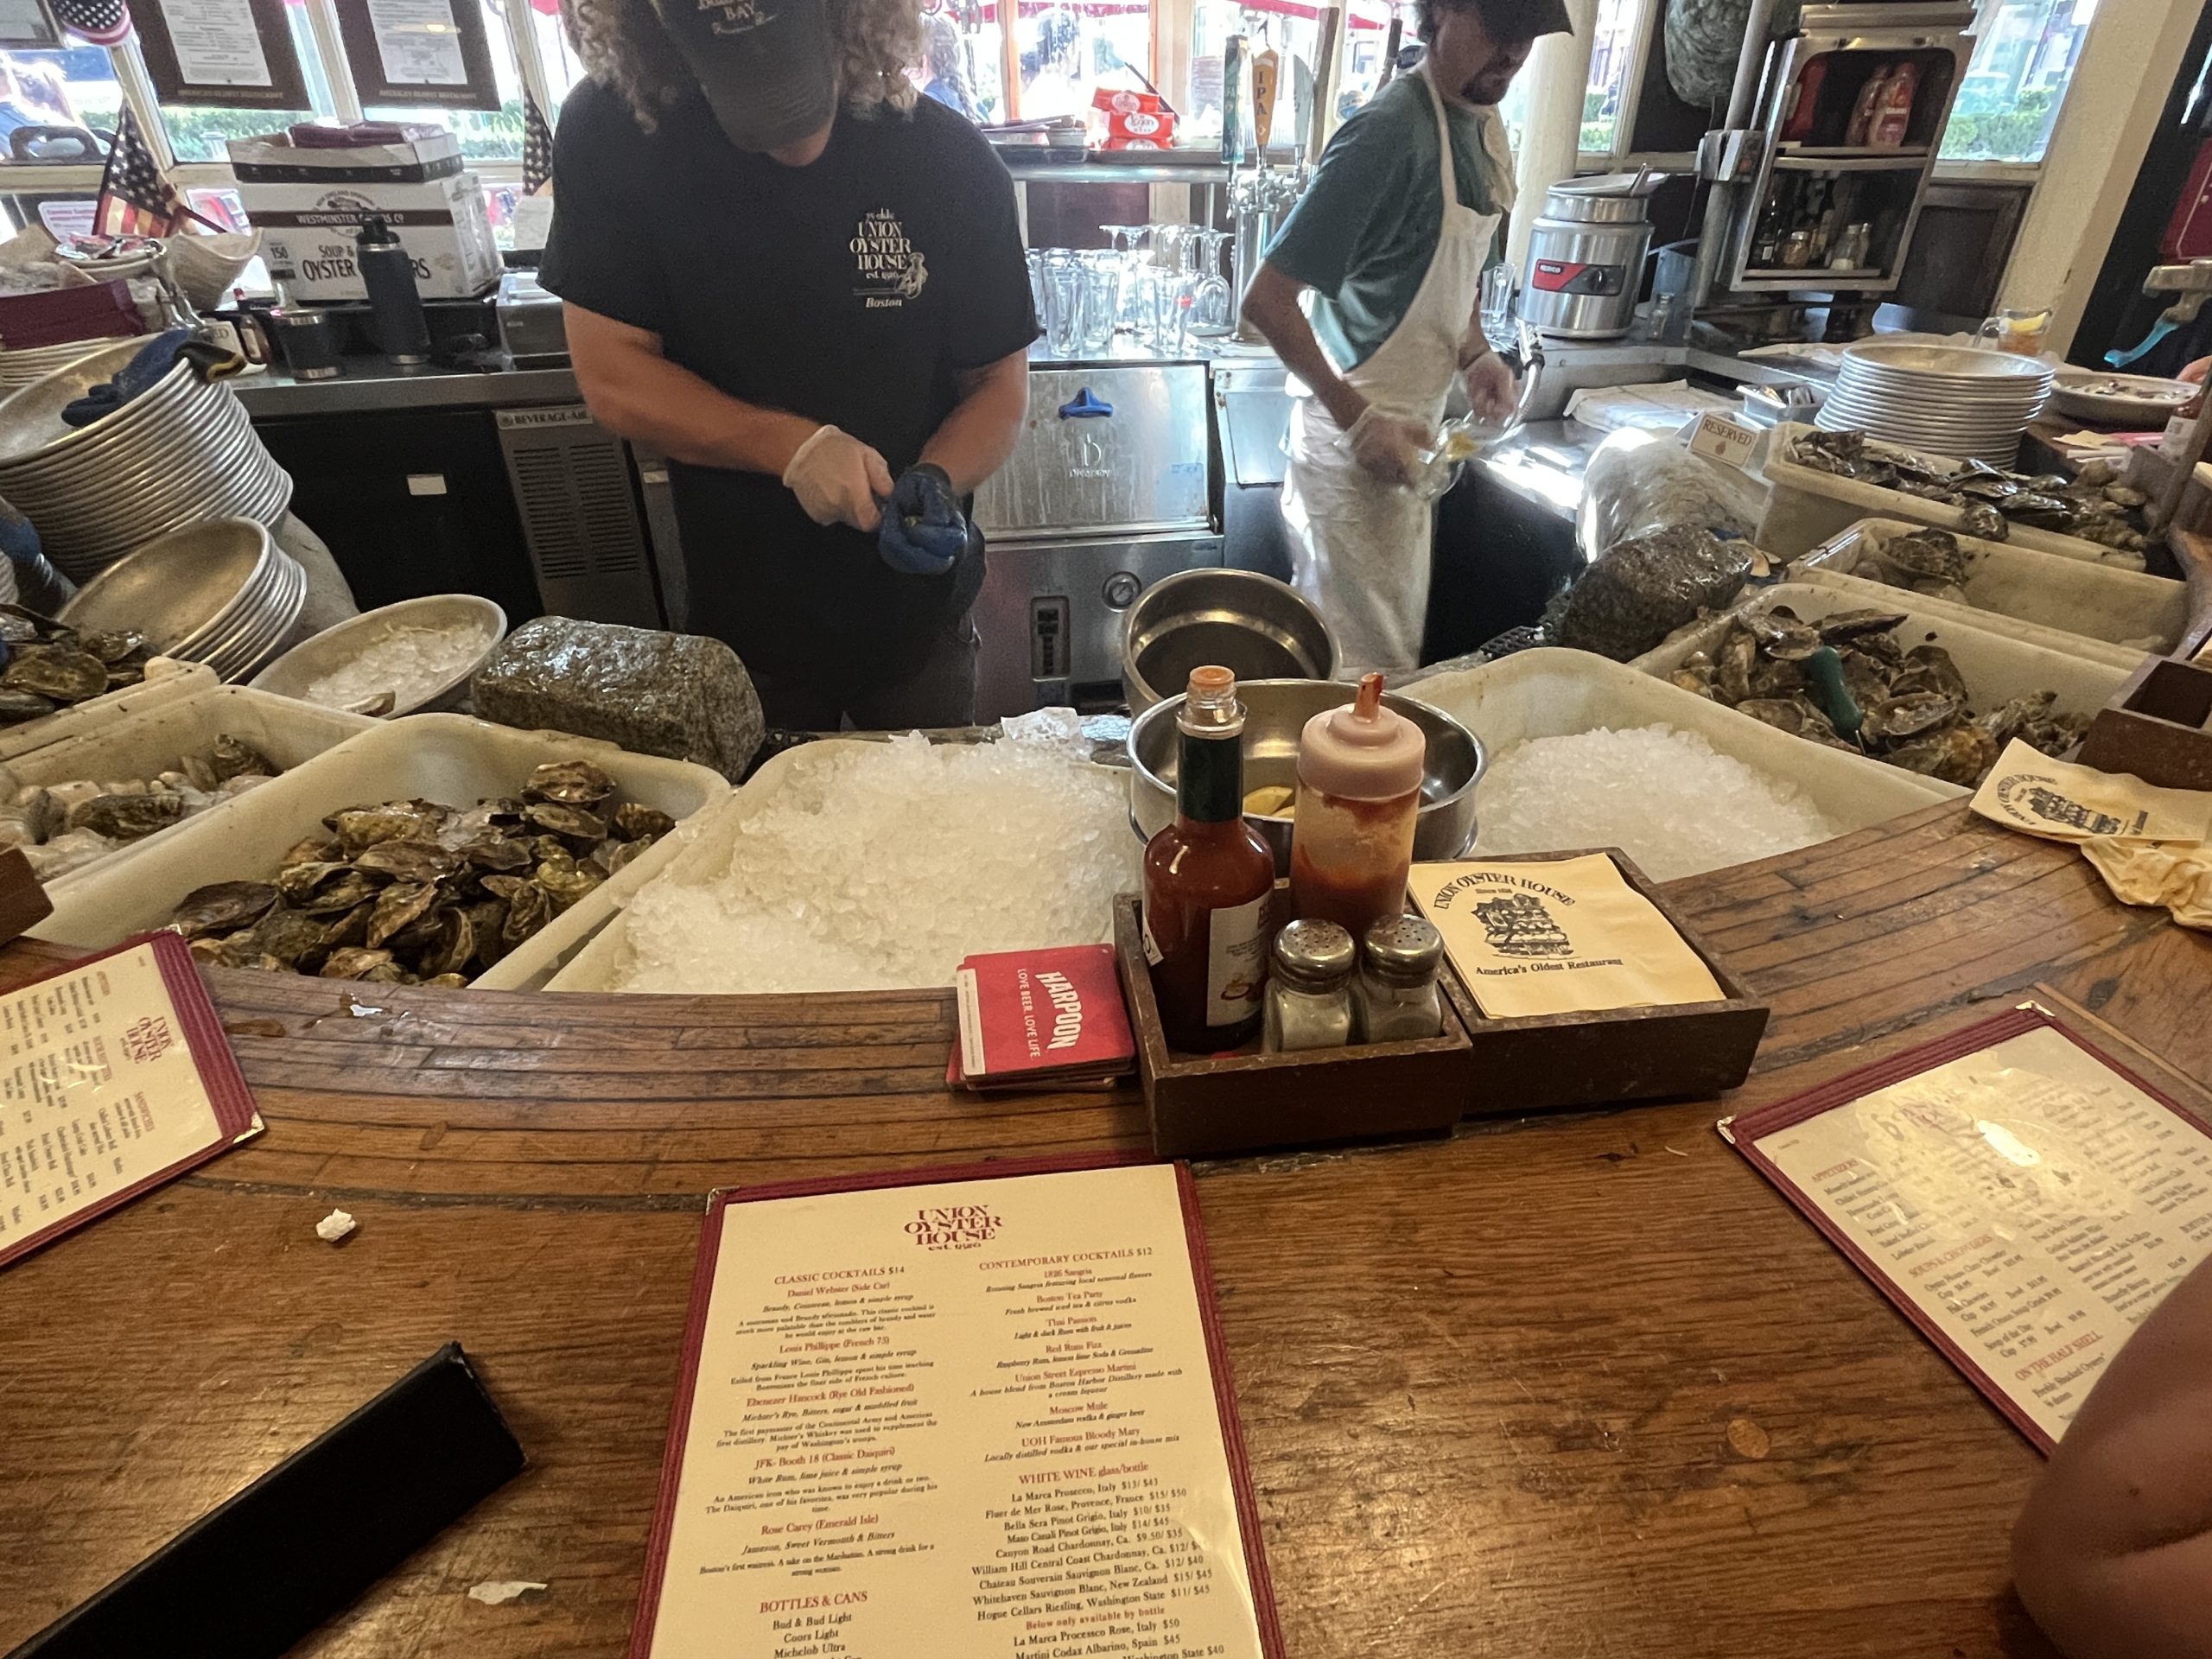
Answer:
[59,518,306,682]
[1815,340,2054,467]
[0,338,292,582]
[0,333,136,389]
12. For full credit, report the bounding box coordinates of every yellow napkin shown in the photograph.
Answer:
[2080,838,2212,931]
[1970,741,2212,845]
[1412,853,1725,1020]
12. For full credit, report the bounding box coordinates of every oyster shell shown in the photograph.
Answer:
[1885,723,2000,786]
[171,880,280,939]
[526,802,608,845]
[1874,529,1967,586]
[1864,690,1962,742]
[366,880,442,948]
[502,880,552,948]
[79,629,145,664]
[352,839,464,883]
[68,792,187,842]
[535,852,606,910]
[328,805,432,855]
[523,760,617,807]
[281,830,343,868]
[4,646,108,704]
[207,734,275,782]
[423,973,469,989]
[0,690,54,723]
[247,906,337,969]
[612,802,675,842]
[321,946,405,982]
[417,908,477,979]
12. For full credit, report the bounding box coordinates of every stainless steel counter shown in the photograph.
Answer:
[233,360,583,417]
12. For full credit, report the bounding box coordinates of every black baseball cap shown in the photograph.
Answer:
[652,0,838,152]
[1465,0,1573,43]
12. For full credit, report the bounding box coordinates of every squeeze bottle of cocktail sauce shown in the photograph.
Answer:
[1288,672,1425,944]
[1142,666,1276,1052]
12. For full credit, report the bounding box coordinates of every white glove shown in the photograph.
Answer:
[1346,404,1435,491]
[782,424,893,531]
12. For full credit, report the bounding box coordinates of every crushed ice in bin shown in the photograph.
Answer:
[612,731,1137,994]
[1471,725,1841,882]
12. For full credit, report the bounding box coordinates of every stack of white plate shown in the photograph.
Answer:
[0,334,136,389]
[59,518,306,682]
[1815,341,2055,467]
[0,338,291,582]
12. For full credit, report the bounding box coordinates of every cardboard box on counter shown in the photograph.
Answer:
[245,172,500,302]
[226,130,463,182]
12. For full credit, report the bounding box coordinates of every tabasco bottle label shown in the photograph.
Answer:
[1205,891,1272,1027]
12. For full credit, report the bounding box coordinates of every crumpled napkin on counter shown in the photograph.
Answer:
[2081,837,2212,931]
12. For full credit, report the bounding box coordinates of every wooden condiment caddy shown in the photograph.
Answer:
[2079,654,2212,791]
[1111,849,1770,1160]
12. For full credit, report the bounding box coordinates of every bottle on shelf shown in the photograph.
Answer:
[1141,665,1277,1052]
[1871,60,1921,149]
[1287,671,1426,947]
[1845,61,1892,148]
[1781,54,1829,143]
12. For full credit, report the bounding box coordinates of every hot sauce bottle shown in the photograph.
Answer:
[1142,666,1276,1052]
[1288,672,1426,944]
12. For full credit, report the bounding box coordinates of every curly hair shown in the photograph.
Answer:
[562,0,920,131]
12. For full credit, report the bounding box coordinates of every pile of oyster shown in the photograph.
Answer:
[169,761,672,986]
[1792,430,2150,556]
[0,734,276,882]
[0,604,153,727]
[1670,606,2086,787]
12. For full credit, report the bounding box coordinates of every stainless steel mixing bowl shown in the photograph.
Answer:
[1122,569,1338,710]
[1128,678,1484,874]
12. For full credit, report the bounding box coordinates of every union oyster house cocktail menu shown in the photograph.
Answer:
[627,1156,1284,1659]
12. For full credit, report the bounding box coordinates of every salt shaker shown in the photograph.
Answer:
[1263,919,1356,1052]
[1356,914,1445,1042]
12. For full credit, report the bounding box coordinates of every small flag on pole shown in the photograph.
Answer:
[95,107,206,238]
[51,0,130,45]
[522,88,554,195]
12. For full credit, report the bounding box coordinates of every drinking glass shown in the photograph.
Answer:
[1480,261,1517,352]
[1189,229,1235,333]
[1025,249,1046,332]
[1978,306,2053,357]
[1077,251,1118,355]
[1044,257,1082,357]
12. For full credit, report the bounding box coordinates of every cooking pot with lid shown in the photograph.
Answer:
[1518,172,1663,340]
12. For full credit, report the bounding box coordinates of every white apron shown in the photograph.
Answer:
[1281,68,1506,671]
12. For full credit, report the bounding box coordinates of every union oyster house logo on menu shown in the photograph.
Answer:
[906,1202,1001,1250]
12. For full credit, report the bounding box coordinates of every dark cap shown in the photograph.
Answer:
[652,0,838,152]
[1439,0,1573,44]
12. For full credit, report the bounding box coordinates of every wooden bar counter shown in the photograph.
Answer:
[3,798,2206,1658]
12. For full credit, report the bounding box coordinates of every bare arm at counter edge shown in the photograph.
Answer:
[1241,260,1370,433]
[2011,1253,2212,1659]
[564,302,1030,524]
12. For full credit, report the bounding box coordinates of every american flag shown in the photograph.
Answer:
[52,0,130,45]
[522,88,553,195]
[95,107,200,238]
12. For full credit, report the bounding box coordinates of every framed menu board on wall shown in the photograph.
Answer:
[334,0,503,112]
[137,0,313,109]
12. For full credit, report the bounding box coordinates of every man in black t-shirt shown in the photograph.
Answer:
[539,0,1037,728]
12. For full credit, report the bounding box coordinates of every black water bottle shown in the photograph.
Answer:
[357,216,432,365]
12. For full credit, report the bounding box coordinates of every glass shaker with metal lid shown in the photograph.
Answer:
[1356,914,1446,1042]
[1263,918,1356,1052]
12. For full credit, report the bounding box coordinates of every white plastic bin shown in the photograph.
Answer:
[544,739,866,994]
[0,658,215,766]
[35,712,733,987]
[1630,585,2132,769]
[1412,647,1961,844]
[1792,518,2186,657]
[1756,423,2149,569]
[0,679,378,880]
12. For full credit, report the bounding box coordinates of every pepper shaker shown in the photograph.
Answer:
[1356,914,1445,1042]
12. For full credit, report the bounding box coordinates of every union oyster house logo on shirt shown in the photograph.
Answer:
[852,209,928,306]
[906,1202,1000,1250]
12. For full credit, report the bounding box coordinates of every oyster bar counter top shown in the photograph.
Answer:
[3,798,2206,1658]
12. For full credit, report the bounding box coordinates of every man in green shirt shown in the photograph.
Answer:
[1244,0,1566,670]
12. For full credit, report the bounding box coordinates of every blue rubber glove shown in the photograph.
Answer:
[60,327,188,428]
[878,462,969,575]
